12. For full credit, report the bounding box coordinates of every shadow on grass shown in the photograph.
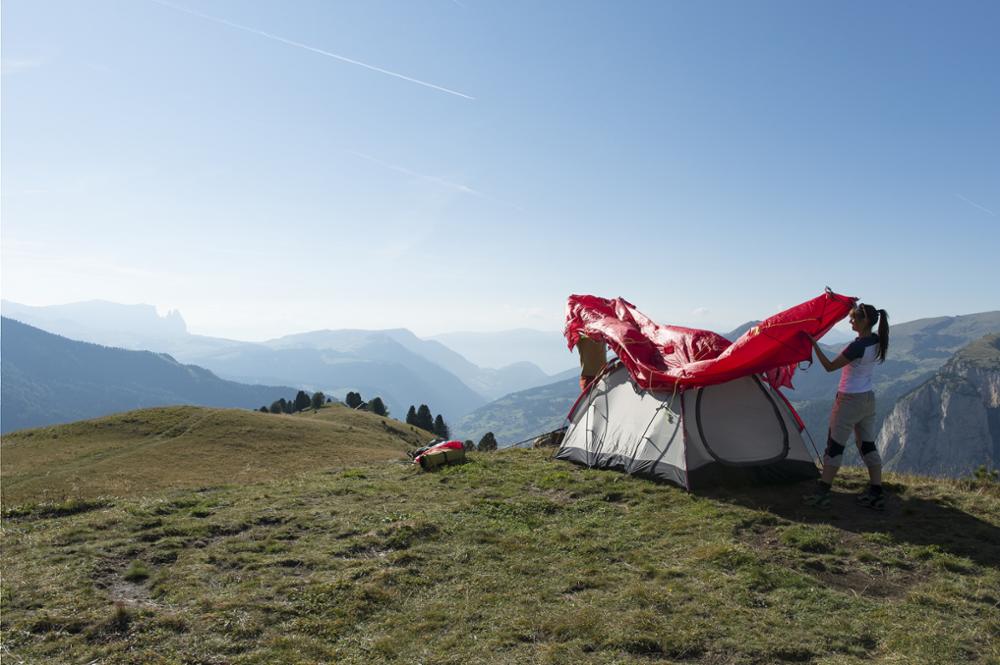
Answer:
[703,478,1000,569]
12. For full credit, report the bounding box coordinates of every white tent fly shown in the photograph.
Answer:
[555,362,819,490]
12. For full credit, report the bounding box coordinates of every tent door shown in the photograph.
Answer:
[693,376,789,466]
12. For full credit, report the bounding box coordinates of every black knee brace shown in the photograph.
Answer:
[860,441,881,469]
[824,437,845,468]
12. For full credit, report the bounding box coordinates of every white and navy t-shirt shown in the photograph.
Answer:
[838,334,880,393]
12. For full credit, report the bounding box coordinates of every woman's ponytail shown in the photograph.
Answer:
[876,309,889,362]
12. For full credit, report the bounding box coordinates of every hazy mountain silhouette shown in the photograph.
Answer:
[1,301,570,417]
[1,299,187,349]
[209,330,487,419]
[428,329,575,375]
[268,328,560,401]
[0,318,294,433]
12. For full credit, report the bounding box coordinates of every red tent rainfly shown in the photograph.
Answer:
[564,289,857,392]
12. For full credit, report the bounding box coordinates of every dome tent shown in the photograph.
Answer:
[556,290,856,490]
[556,362,817,489]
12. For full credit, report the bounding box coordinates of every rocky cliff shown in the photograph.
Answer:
[878,334,1000,477]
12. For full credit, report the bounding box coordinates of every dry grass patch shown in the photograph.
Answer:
[1,405,430,503]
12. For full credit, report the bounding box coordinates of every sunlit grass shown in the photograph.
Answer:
[1,404,431,503]
[2,447,997,664]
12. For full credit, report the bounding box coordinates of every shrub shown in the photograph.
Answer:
[478,432,498,452]
[124,560,150,582]
[369,397,388,417]
[972,465,998,483]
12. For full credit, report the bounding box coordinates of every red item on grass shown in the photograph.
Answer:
[413,440,464,465]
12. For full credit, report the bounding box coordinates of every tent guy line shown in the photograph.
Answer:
[147,0,476,101]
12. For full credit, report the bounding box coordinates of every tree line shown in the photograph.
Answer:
[259,390,390,417]
[405,404,452,439]
[256,390,500,452]
[259,390,328,414]
[345,391,387,417]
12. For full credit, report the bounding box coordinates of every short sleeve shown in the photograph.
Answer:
[841,339,866,361]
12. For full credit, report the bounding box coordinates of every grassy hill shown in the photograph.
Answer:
[2,444,997,664]
[0,405,431,504]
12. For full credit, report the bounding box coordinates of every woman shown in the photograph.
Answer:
[804,303,890,510]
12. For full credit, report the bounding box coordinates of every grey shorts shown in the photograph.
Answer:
[829,391,876,444]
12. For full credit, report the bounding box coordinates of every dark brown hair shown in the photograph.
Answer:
[857,303,889,362]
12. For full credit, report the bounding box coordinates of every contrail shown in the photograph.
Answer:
[149,0,474,100]
[955,193,996,216]
[351,151,484,196]
[350,151,525,213]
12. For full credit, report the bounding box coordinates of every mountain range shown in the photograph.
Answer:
[879,333,1000,476]
[427,329,574,375]
[0,318,294,433]
[5,299,998,477]
[1,300,574,428]
[785,311,1000,456]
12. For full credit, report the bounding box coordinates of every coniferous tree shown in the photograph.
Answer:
[369,396,388,417]
[406,405,418,426]
[463,440,475,452]
[294,390,312,412]
[259,406,269,413]
[270,398,287,414]
[282,398,294,414]
[415,404,434,432]
[477,432,497,452]
[311,392,326,410]
[433,414,450,439]
[345,391,363,409]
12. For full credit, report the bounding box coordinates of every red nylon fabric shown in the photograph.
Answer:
[413,440,464,465]
[564,290,856,391]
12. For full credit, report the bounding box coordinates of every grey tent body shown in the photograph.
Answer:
[555,363,819,490]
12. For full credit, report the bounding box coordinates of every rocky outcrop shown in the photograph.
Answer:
[878,334,1000,477]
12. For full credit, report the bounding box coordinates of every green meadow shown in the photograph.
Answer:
[2,408,998,664]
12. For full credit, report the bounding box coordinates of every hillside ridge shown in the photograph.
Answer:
[1,404,430,503]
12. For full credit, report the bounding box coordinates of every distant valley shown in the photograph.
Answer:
[0,318,294,433]
[1,300,576,430]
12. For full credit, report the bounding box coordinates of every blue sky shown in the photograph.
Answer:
[2,0,998,340]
